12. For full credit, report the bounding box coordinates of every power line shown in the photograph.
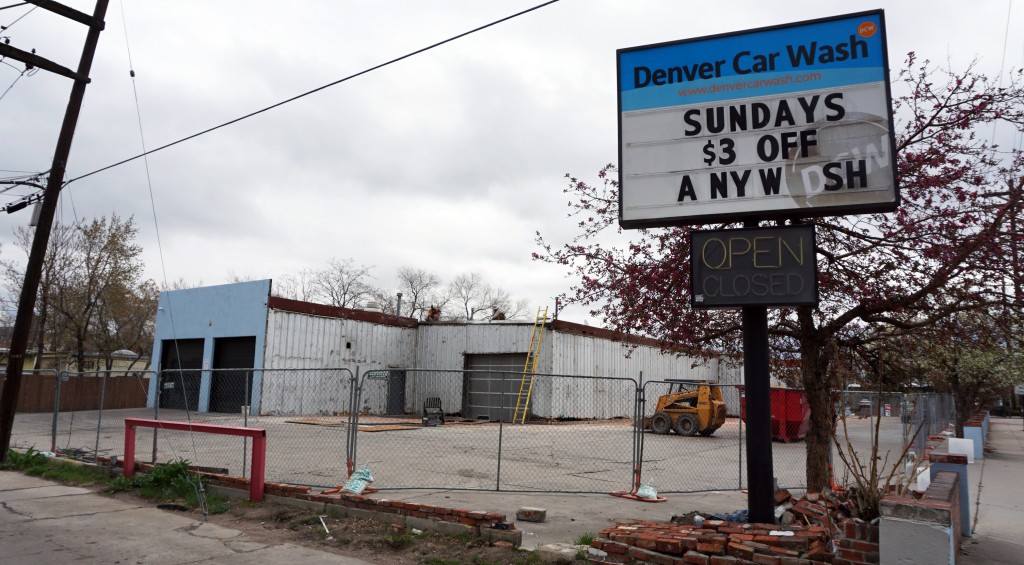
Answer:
[64,0,561,187]
[0,67,23,102]
[1,3,36,31]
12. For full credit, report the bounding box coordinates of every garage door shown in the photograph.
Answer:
[464,353,528,421]
[159,339,203,411]
[210,336,256,413]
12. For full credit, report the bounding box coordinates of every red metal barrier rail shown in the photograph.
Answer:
[123,417,267,502]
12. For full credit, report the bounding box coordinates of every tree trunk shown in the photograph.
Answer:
[799,308,833,491]
[75,332,86,373]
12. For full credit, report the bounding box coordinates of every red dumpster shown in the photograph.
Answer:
[739,386,811,442]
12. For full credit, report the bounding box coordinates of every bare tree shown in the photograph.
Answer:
[226,270,268,283]
[161,277,203,291]
[2,222,77,367]
[447,272,531,320]
[480,286,532,320]
[310,258,375,308]
[271,269,317,301]
[396,266,443,319]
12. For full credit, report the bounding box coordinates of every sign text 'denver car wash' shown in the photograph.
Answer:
[617,11,897,228]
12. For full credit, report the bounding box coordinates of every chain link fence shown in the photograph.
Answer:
[832,390,956,481]
[7,368,955,495]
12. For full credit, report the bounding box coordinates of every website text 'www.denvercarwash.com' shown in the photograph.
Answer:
[676,72,824,98]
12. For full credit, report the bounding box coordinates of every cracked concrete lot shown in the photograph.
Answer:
[0,471,373,564]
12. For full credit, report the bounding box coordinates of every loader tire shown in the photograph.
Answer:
[674,414,699,437]
[650,412,672,434]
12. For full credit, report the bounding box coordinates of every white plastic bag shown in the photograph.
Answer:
[342,465,374,494]
[636,480,658,499]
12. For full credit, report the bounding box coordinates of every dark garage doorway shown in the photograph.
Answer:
[159,339,203,410]
[463,353,528,421]
[210,336,256,413]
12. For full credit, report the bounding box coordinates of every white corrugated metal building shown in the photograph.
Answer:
[151,280,742,418]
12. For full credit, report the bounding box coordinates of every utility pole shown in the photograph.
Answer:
[0,0,109,462]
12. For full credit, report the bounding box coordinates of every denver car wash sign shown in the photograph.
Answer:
[617,11,897,228]
[691,224,818,308]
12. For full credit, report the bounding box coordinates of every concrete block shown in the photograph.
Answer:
[536,543,587,563]
[947,437,974,463]
[406,516,477,537]
[880,517,955,565]
[263,493,326,513]
[916,466,931,491]
[516,507,547,522]
[962,426,984,460]
[480,525,523,547]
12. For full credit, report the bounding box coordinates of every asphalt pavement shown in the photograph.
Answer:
[1,417,1020,563]
[0,471,374,565]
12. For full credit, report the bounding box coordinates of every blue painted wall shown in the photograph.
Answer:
[148,279,271,412]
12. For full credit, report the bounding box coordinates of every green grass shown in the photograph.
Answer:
[1,447,108,485]
[574,532,595,546]
[383,533,416,549]
[101,457,228,514]
[511,552,543,565]
[422,558,461,565]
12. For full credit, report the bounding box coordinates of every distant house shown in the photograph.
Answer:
[0,348,149,374]
[149,280,743,418]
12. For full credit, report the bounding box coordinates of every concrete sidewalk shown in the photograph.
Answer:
[0,471,374,565]
[959,416,1024,565]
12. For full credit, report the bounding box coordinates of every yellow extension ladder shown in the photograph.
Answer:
[512,306,548,424]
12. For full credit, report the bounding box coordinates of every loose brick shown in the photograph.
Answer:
[684,551,711,565]
[752,554,781,565]
[688,552,712,565]
[637,535,660,551]
[516,507,547,522]
[655,537,684,554]
[727,542,754,561]
[849,540,878,553]
[696,541,725,555]
[603,540,630,555]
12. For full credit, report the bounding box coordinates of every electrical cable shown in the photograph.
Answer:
[118,0,206,519]
[1,3,35,31]
[63,0,560,187]
[0,68,24,102]
[990,0,1014,145]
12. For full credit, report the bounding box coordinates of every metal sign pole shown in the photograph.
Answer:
[743,303,775,523]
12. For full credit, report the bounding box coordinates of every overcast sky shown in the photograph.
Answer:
[0,1,1021,324]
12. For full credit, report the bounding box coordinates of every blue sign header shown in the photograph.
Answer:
[618,12,886,111]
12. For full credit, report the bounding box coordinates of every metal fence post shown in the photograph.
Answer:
[347,366,361,477]
[496,371,505,491]
[738,388,744,490]
[50,371,63,454]
[152,370,160,464]
[632,375,643,493]
[94,372,107,462]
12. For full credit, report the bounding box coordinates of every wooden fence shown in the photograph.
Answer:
[12,372,150,413]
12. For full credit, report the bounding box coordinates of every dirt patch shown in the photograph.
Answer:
[103,488,586,565]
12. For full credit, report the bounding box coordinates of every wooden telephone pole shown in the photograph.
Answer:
[0,0,109,462]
